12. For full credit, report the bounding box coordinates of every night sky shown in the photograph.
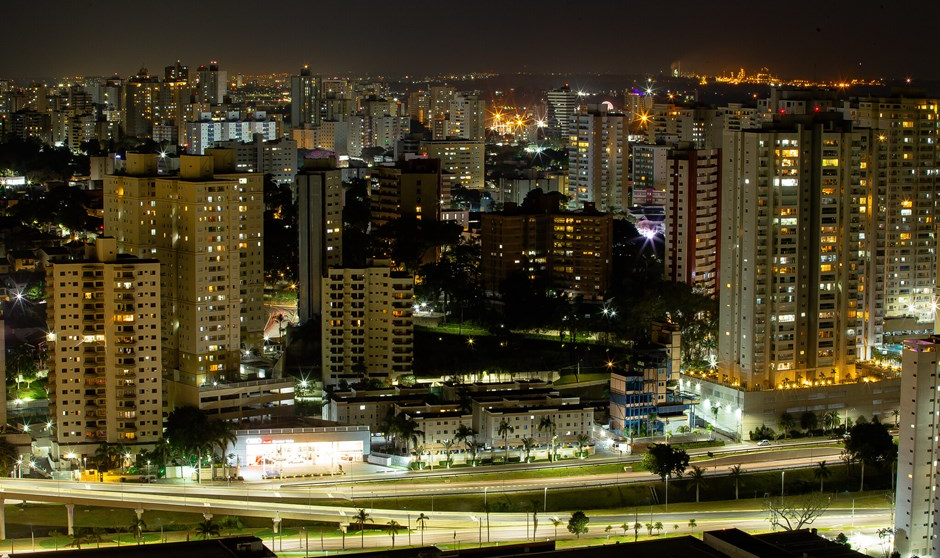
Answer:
[2,0,936,81]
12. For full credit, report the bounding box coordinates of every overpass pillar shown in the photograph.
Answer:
[0,498,5,540]
[66,503,75,536]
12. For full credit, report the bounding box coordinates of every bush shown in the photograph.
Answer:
[749,424,775,441]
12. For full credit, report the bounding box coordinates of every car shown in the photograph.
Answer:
[757,439,771,446]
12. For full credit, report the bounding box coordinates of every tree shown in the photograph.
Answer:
[165,406,212,482]
[621,522,630,536]
[416,513,429,546]
[645,522,654,536]
[538,417,558,461]
[654,522,664,536]
[729,464,745,500]
[455,424,478,465]
[195,519,221,540]
[763,494,830,531]
[778,412,796,439]
[687,465,707,503]
[576,434,591,458]
[551,517,562,540]
[844,420,897,491]
[633,522,641,542]
[800,411,818,432]
[605,524,613,541]
[521,437,536,463]
[688,519,697,530]
[497,418,515,463]
[814,461,831,493]
[355,508,371,548]
[566,511,589,538]
[823,411,840,432]
[385,520,402,548]
[643,443,690,482]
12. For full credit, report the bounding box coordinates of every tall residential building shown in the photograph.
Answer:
[211,135,298,185]
[296,155,344,325]
[631,143,672,205]
[46,237,162,450]
[408,90,430,124]
[897,336,940,558]
[546,85,577,140]
[196,61,227,104]
[371,158,443,228]
[567,104,629,211]
[321,264,413,387]
[718,114,868,389]
[429,85,456,139]
[448,93,486,141]
[421,139,485,190]
[185,111,280,154]
[664,146,721,295]
[854,96,940,356]
[481,199,613,300]
[291,66,321,127]
[124,68,161,138]
[104,152,266,414]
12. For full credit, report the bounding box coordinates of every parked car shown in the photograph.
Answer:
[757,439,771,446]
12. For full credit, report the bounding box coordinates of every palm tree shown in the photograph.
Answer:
[576,434,591,458]
[551,517,562,539]
[814,461,832,493]
[129,517,147,544]
[621,522,630,537]
[688,519,697,530]
[165,406,213,483]
[647,412,658,438]
[416,513,429,546]
[605,524,613,541]
[395,414,425,455]
[823,410,839,432]
[633,522,641,542]
[497,418,514,463]
[654,521,664,536]
[355,508,371,548]
[455,424,478,465]
[645,522,654,536]
[728,464,745,500]
[195,519,220,540]
[521,437,536,463]
[385,520,402,548]
[210,420,238,477]
[687,465,706,503]
[442,440,454,468]
[537,417,557,461]
[778,412,795,439]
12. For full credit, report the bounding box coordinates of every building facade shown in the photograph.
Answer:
[296,156,344,325]
[567,104,629,211]
[320,264,413,387]
[719,114,867,389]
[46,238,162,450]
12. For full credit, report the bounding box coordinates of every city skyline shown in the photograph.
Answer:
[2,0,936,82]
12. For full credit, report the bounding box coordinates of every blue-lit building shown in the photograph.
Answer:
[610,323,699,436]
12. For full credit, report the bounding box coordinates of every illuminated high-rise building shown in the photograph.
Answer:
[320,263,413,387]
[421,139,485,190]
[104,152,272,417]
[296,155,344,325]
[567,103,629,211]
[718,113,868,389]
[196,61,227,104]
[124,68,161,138]
[897,336,940,558]
[447,92,486,141]
[291,65,321,127]
[546,84,578,140]
[46,237,162,450]
[854,96,940,356]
